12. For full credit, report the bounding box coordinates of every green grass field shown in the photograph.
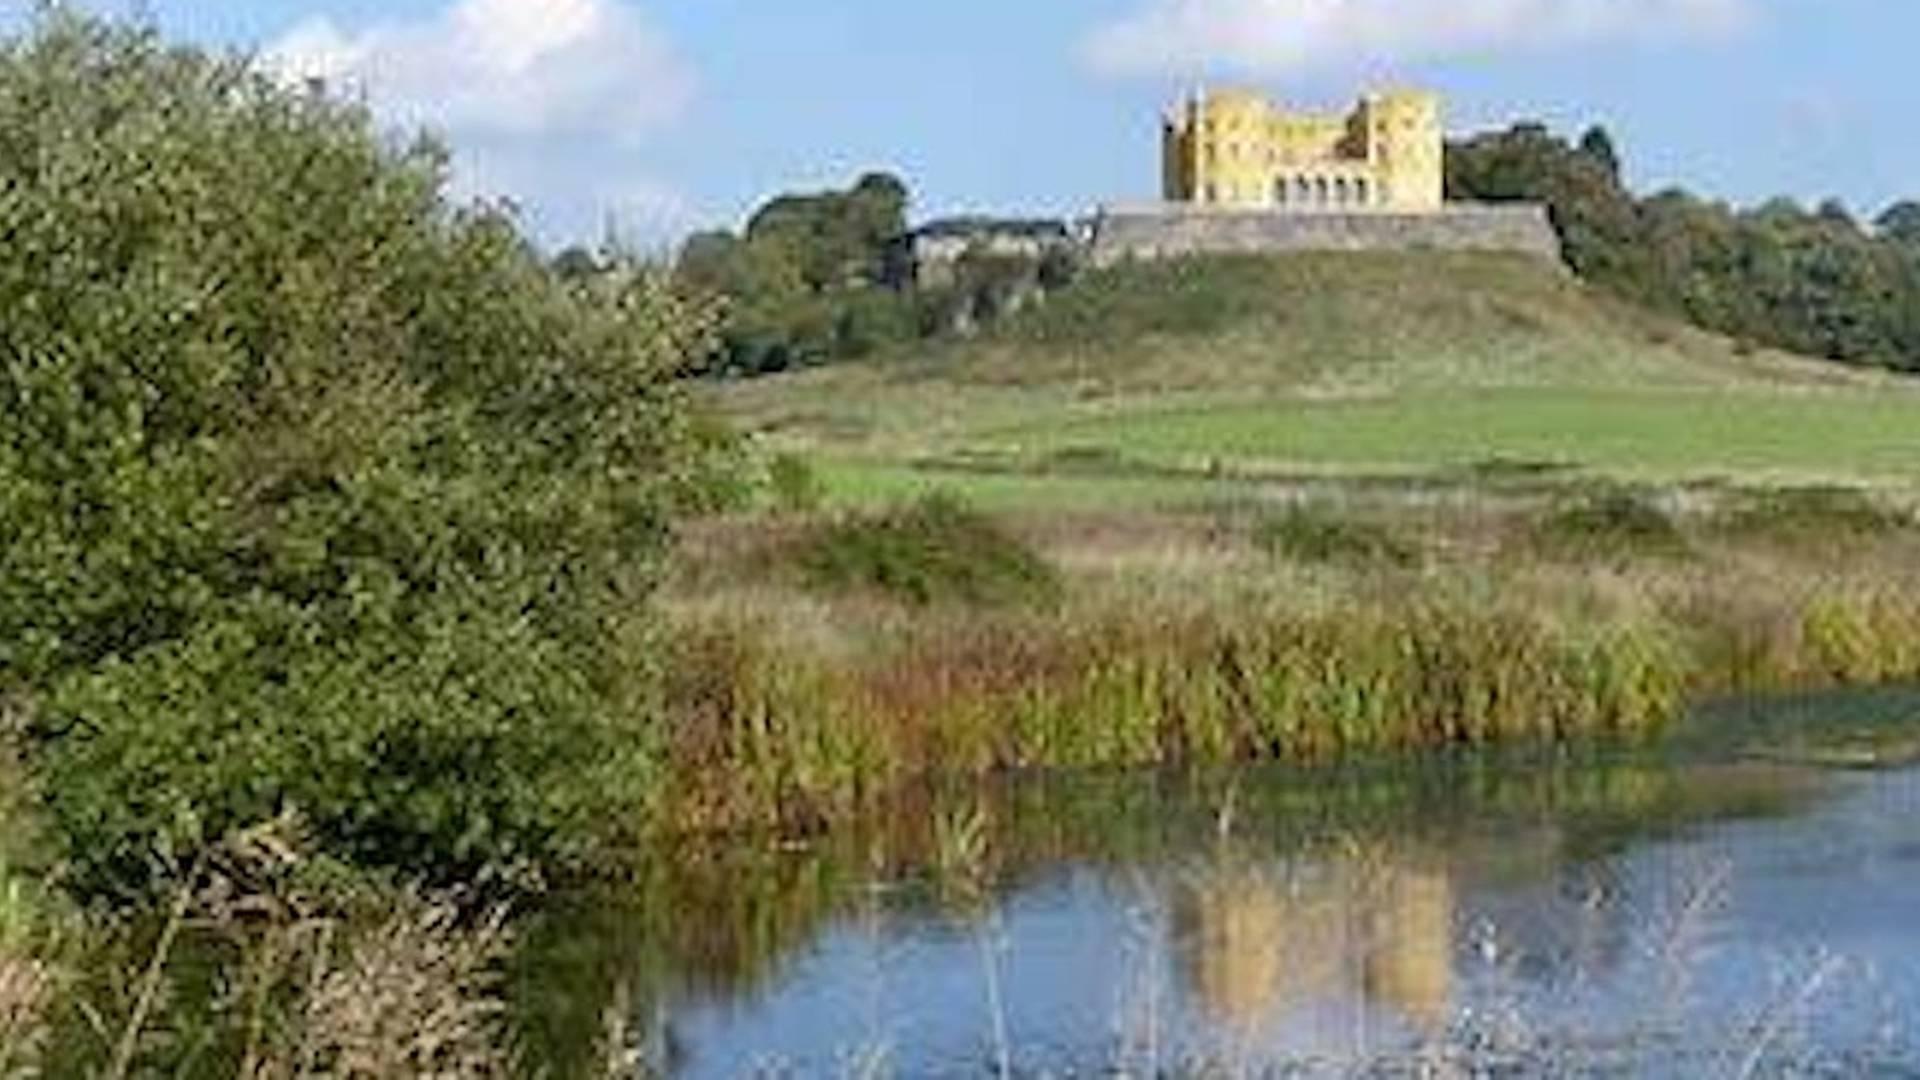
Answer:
[712,253,1920,507]
[996,388,1920,480]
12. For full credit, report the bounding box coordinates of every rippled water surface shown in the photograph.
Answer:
[515,688,1920,1077]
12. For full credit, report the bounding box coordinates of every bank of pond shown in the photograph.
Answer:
[5,683,1919,1076]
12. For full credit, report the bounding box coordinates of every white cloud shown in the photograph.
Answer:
[1084,0,1753,78]
[262,0,696,243]
[265,0,691,140]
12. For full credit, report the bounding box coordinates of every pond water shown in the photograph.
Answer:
[515,688,1920,1077]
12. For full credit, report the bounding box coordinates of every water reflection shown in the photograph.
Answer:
[512,704,1920,1077]
[1173,844,1454,1036]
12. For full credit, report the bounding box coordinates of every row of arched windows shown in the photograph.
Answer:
[1275,175,1374,208]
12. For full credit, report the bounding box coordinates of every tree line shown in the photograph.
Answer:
[566,175,1078,377]
[1447,123,1920,368]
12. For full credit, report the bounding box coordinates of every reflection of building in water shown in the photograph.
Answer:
[1363,865,1453,1030]
[1173,844,1455,1033]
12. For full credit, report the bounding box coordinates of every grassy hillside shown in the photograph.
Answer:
[712,253,1920,507]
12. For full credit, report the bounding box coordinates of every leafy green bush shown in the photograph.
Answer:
[1253,506,1417,567]
[793,495,1060,607]
[1532,490,1690,560]
[0,15,737,896]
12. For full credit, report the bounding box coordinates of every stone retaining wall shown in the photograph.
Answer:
[1087,203,1563,267]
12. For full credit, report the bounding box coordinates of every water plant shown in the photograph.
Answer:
[657,595,1695,834]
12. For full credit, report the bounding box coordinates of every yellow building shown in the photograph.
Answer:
[1162,87,1444,213]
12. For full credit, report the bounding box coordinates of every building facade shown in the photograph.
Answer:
[1162,88,1444,213]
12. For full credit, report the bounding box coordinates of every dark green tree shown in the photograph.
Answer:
[1451,120,1920,369]
[1578,125,1622,182]
[1446,121,1649,292]
[1876,201,1920,247]
[550,244,604,282]
[677,173,919,374]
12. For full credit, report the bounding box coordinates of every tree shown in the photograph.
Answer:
[1451,121,1920,368]
[677,174,922,374]
[550,244,604,281]
[1876,201,1920,247]
[0,13,739,896]
[1578,125,1621,182]
[1816,198,1858,231]
[1446,122,1649,292]
[745,174,909,291]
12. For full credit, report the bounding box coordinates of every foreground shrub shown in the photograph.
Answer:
[0,15,736,895]
[793,494,1061,607]
[47,815,514,1076]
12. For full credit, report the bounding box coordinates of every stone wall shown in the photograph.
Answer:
[1088,203,1562,267]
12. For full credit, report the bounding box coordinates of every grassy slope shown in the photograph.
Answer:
[711,253,1920,508]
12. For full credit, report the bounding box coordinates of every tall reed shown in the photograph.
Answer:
[661,596,1692,834]
[659,489,1920,836]
[0,713,51,1078]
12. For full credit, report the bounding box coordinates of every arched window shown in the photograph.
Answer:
[1314,177,1330,206]
[1275,177,1289,206]
[1355,177,1371,206]
[1295,176,1312,204]
[1334,178,1350,206]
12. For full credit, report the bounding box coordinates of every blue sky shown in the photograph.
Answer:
[21,0,1917,246]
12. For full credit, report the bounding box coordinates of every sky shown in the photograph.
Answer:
[13,0,1918,247]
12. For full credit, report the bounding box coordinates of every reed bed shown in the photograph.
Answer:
[660,491,1920,834]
